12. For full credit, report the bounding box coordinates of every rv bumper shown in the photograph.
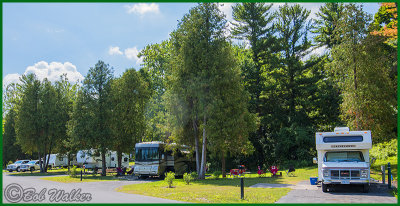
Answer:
[323,179,369,184]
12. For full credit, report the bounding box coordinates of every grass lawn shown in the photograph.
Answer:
[5,168,70,176]
[41,174,121,183]
[129,161,135,166]
[117,166,317,203]
[370,156,397,182]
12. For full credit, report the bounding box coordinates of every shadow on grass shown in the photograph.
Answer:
[193,176,290,187]
[8,171,68,176]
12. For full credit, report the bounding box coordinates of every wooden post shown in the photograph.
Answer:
[381,165,385,184]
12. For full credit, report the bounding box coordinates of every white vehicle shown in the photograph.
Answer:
[76,150,129,169]
[47,154,68,168]
[314,127,372,193]
[7,160,30,172]
[20,160,42,172]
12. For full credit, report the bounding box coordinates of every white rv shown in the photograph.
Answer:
[314,127,372,193]
[76,150,129,169]
[48,154,68,168]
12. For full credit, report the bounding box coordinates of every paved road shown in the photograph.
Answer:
[3,173,185,203]
[275,180,397,203]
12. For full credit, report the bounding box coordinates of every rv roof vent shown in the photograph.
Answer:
[334,127,350,132]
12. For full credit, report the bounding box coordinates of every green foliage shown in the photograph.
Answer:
[370,139,398,160]
[212,171,222,179]
[164,171,176,188]
[111,68,151,167]
[69,166,78,178]
[312,3,344,48]
[190,171,198,180]
[183,172,192,185]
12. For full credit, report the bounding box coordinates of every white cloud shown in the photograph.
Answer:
[124,3,160,16]
[3,61,83,88]
[108,46,123,55]
[124,47,143,65]
[219,3,234,21]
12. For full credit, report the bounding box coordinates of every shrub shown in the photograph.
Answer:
[164,171,175,188]
[212,171,222,179]
[190,171,198,180]
[69,166,78,178]
[183,173,192,185]
[370,139,397,160]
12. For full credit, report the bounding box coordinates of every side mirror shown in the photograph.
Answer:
[313,157,318,164]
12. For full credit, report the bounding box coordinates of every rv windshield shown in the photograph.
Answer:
[324,151,365,162]
[135,147,159,162]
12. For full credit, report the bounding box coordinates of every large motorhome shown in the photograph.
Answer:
[314,127,372,193]
[133,141,195,178]
[76,150,129,169]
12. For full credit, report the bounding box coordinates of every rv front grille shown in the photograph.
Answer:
[330,169,361,180]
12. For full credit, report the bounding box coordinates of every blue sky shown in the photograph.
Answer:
[2,3,380,87]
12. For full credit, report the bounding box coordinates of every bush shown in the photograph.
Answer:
[69,166,78,178]
[164,171,175,188]
[183,173,192,185]
[212,171,222,179]
[190,171,198,180]
[370,139,397,160]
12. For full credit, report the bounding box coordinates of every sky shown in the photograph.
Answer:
[2,3,381,88]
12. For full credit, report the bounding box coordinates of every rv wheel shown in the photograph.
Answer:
[16,167,20,172]
[322,183,328,192]
[362,184,369,193]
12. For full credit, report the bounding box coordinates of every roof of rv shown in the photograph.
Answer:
[135,141,165,148]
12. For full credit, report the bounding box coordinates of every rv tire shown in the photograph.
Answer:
[362,184,369,193]
[322,183,328,192]
[30,167,35,172]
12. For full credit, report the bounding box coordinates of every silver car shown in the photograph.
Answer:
[7,160,30,172]
[20,160,42,172]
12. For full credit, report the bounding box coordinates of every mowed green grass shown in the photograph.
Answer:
[117,166,317,203]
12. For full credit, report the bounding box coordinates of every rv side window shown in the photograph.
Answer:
[124,157,128,162]
[324,151,364,162]
[323,136,363,143]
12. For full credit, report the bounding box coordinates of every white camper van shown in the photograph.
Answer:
[48,154,68,168]
[76,150,129,169]
[314,127,372,193]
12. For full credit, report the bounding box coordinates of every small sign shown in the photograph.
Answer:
[331,145,356,148]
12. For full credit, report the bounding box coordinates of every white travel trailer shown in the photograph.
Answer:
[76,150,129,169]
[314,127,372,193]
[48,154,68,168]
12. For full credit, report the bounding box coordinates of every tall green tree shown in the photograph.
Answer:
[69,60,113,176]
[313,3,344,49]
[15,74,43,170]
[111,68,151,168]
[138,41,172,142]
[329,4,396,142]
[170,3,246,178]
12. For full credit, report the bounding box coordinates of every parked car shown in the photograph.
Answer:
[20,160,42,172]
[7,160,30,172]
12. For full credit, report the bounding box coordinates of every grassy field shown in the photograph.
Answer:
[370,156,397,182]
[117,166,317,203]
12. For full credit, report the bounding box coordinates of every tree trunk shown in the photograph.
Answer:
[193,118,200,174]
[117,150,122,168]
[42,150,47,173]
[221,152,226,178]
[101,151,107,176]
[67,153,71,167]
[199,116,207,179]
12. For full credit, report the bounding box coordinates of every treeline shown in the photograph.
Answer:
[3,3,397,178]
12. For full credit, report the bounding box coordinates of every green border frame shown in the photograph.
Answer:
[0,1,398,206]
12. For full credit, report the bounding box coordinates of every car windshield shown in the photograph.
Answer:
[15,161,22,164]
[324,151,365,162]
[28,161,36,164]
[135,147,159,162]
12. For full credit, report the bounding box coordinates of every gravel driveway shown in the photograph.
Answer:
[3,173,185,203]
[275,180,397,203]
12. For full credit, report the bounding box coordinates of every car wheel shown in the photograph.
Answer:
[30,167,35,172]
[16,167,20,172]
[8,170,13,172]
[322,183,328,192]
